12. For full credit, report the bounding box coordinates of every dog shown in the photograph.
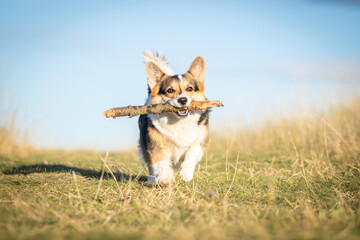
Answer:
[138,51,209,184]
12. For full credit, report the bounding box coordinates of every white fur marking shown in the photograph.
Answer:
[148,160,174,184]
[169,93,190,108]
[143,51,174,75]
[177,74,182,81]
[180,144,203,182]
[148,110,206,147]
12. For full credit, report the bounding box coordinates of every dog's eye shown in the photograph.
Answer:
[186,86,193,92]
[167,88,175,94]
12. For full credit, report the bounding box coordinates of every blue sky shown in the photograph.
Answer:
[1,0,360,150]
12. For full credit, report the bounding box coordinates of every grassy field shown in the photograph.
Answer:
[1,97,360,240]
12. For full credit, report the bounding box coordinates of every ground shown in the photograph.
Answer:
[1,98,360,240]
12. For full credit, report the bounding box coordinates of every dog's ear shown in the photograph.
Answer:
[188,56,205,83]
[146,62,165,89]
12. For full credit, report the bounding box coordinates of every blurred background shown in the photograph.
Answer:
[1,0,359,151]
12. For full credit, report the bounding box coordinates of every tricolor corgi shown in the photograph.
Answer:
[138,51,209,185]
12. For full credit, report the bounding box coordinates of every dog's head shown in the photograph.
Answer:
[145,56,206,118]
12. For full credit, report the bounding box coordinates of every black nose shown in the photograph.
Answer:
[177,97,188,105]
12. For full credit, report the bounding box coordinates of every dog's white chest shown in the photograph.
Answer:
[150,112,206,147]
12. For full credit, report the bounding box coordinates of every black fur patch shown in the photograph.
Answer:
[184,75,199,92]
[138,114,154,163]
[194,81,199,92]
[158,76,179,95]
[198,109,210,125]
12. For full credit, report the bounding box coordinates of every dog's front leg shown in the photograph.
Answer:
[148,157,174,185]
[180,144,203,182]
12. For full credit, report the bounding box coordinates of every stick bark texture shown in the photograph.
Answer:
[103,100,224,118]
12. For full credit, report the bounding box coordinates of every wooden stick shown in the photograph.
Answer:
[103,100,224,118]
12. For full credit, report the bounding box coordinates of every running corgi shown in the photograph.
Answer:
[138,51,209,184]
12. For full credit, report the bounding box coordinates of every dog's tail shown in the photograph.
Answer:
[143,50,174,76]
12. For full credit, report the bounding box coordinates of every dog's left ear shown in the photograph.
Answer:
[188,56,205,83]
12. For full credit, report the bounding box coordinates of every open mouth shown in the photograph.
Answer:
[176,110,189,118]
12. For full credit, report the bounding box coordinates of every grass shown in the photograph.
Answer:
[0,96,360,240]
[0,113,29,157]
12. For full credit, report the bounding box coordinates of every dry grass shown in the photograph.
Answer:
[214,95,360,170]
[0,113,30,157]
[0,96,359,240]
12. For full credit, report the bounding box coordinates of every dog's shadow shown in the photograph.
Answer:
[3,164,148,182]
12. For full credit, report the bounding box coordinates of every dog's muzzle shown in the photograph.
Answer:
[168,97,190,118]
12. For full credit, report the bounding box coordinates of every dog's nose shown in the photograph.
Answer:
[177,97,188,105]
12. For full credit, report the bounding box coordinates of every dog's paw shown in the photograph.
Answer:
[148,160,175,185]
[179,166,195,182]
[147,174,174,186]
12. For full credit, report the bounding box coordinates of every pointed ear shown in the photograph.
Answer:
[188,56,205,83]
[146,62,165,90]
